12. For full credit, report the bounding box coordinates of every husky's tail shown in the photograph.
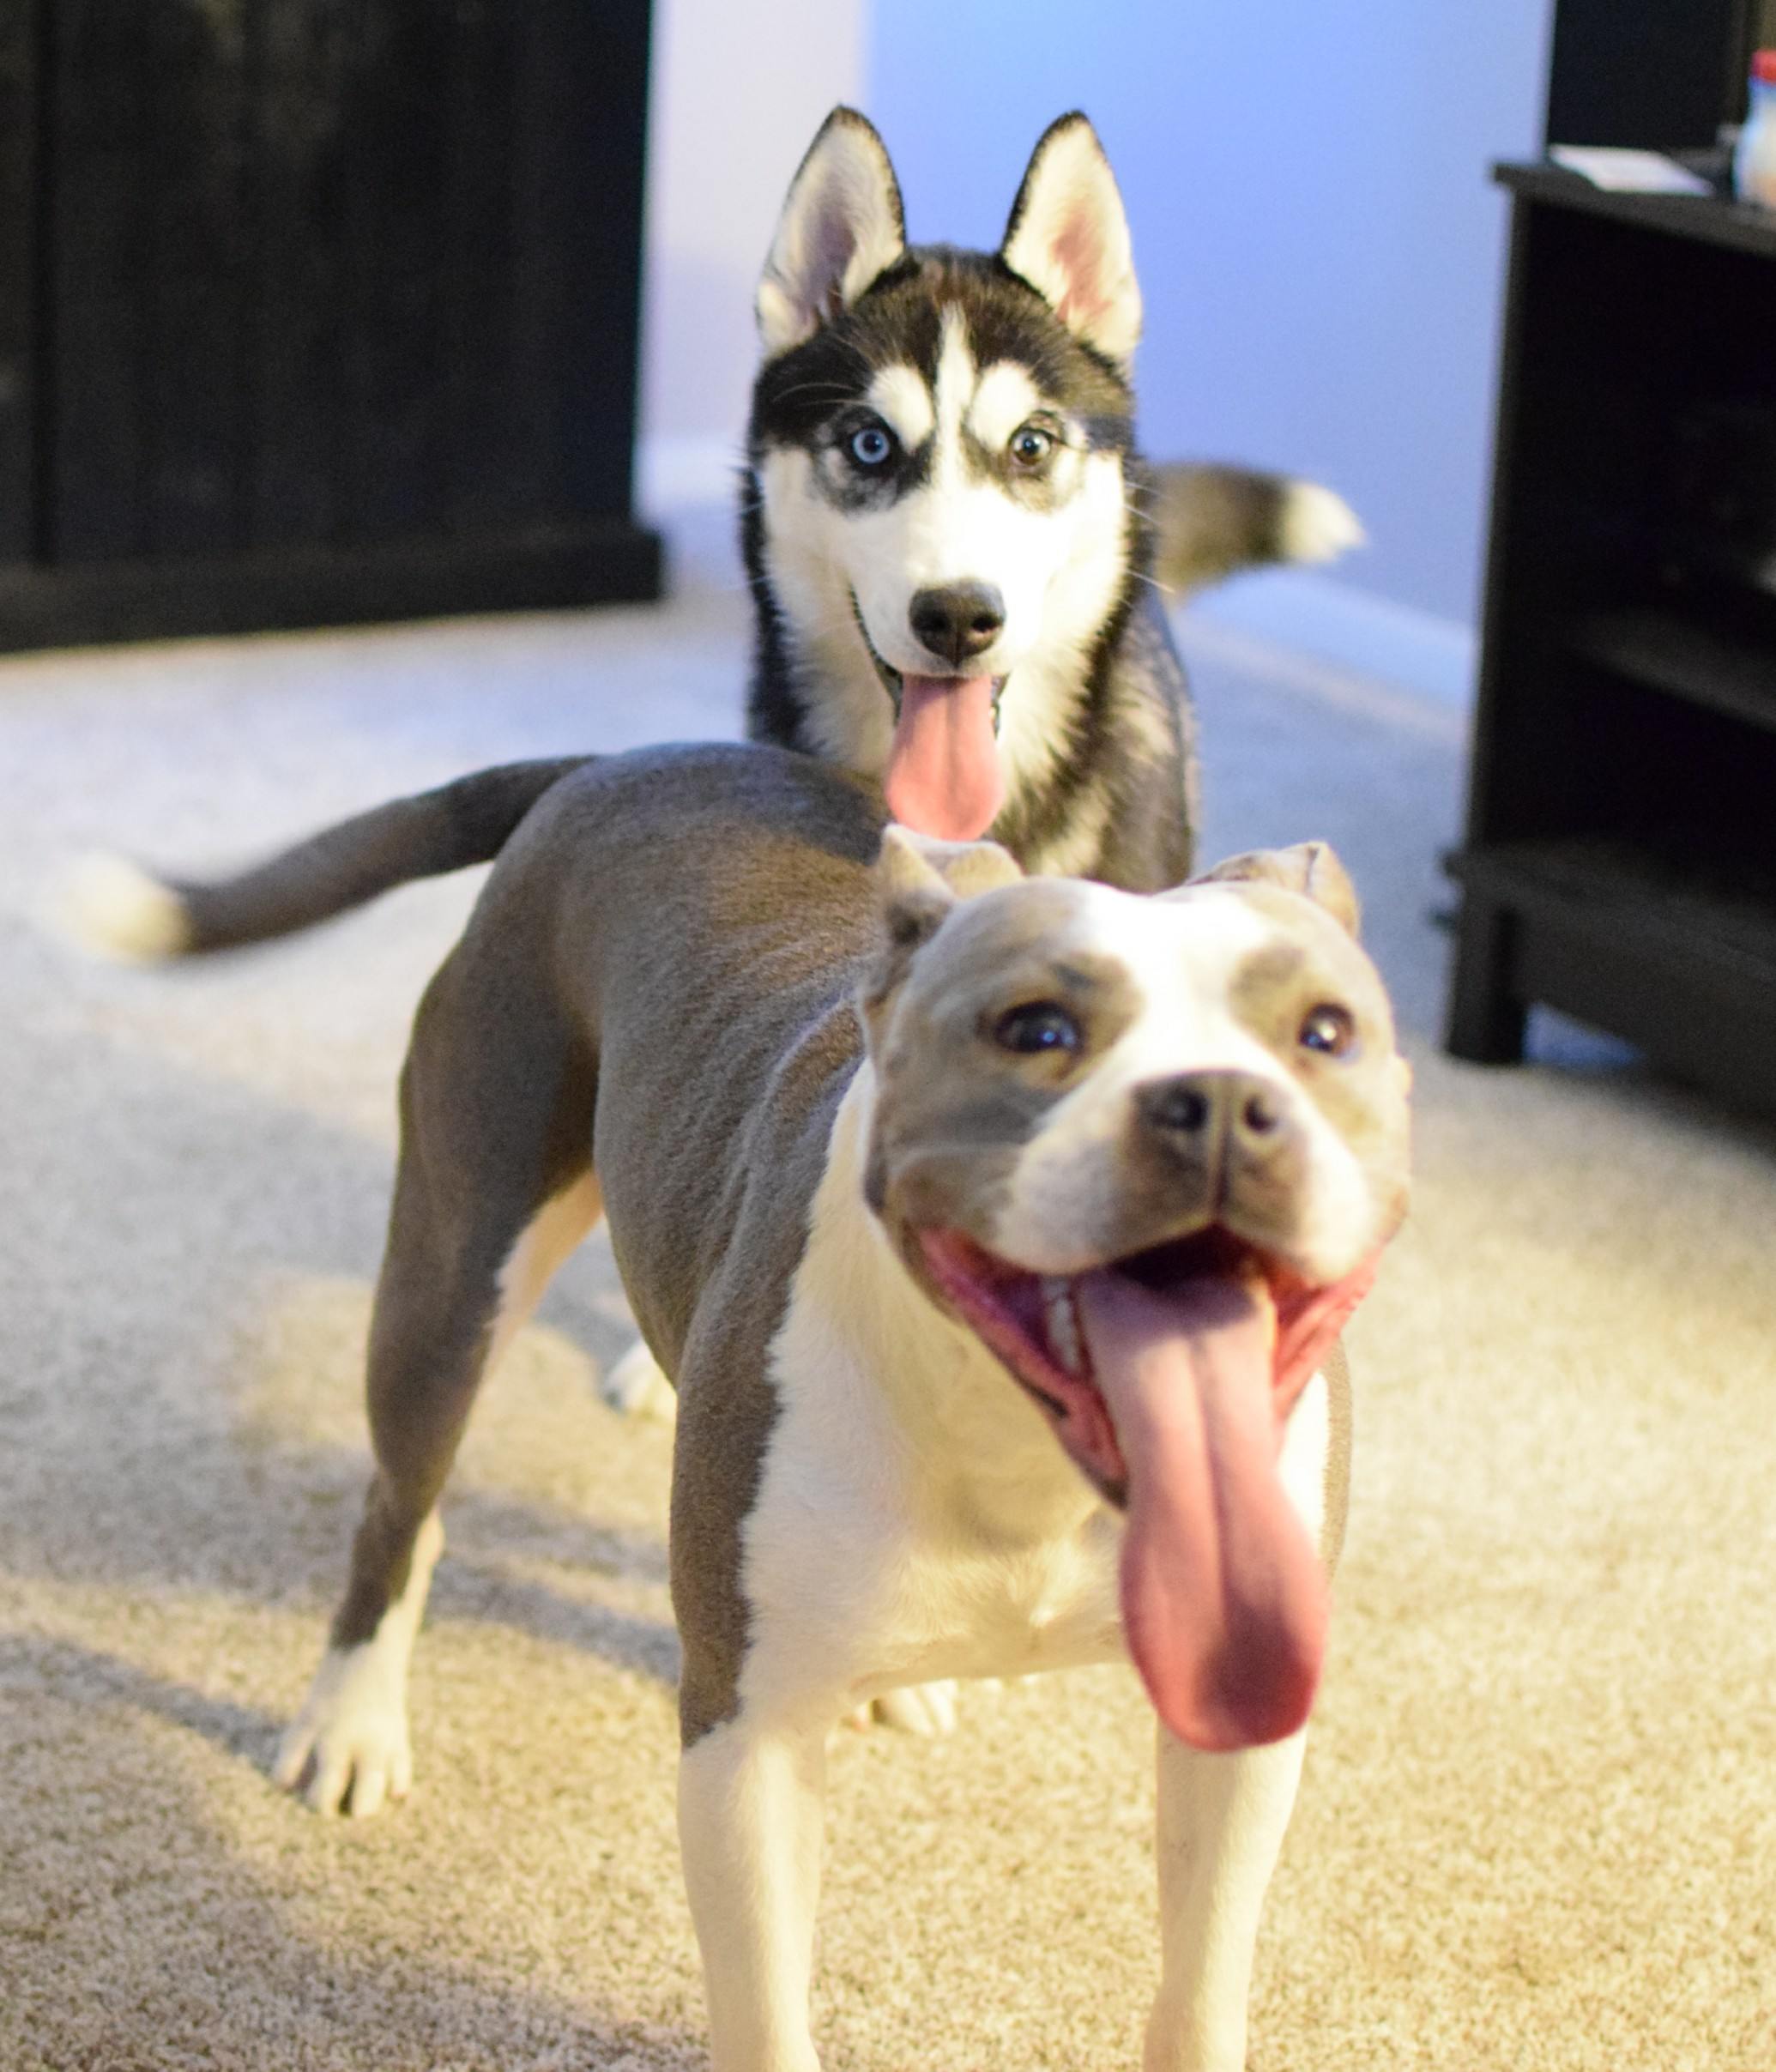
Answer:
[1145,463,1363,597]
[65,755,592,961]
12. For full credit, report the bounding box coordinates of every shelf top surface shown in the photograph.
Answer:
[1495,160,1776,260]
[1452,836,1776,980]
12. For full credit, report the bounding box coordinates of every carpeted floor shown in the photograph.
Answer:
[3,539,1773,2072]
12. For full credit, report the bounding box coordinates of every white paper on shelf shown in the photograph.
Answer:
[1549,146,1713,196]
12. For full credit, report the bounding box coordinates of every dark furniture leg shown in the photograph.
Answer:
[1447,896,1527,1065]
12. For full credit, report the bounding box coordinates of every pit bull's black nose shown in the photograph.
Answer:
[909,583,1005,668]
[1139,1071,1286,1148]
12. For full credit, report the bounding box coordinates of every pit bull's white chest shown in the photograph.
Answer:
[739,1371,1127,1714]
[839,1521,1127,1701]
[733,1082,1127,1723]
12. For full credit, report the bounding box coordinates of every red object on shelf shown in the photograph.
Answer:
[1755,48,1776,85]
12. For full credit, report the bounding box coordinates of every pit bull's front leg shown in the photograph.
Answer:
[1144,1726,1308,2071]
[678,1709,831,2072]
[1144,1362,1332,2070]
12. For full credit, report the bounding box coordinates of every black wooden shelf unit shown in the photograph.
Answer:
[0,2,661,654]
[1444,161,1776,1120]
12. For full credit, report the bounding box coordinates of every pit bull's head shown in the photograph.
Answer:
[859,829,1411,1753]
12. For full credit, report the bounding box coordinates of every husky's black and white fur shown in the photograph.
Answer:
[740,107,1360,891]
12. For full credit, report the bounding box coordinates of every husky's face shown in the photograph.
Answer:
[747,112,1145,846]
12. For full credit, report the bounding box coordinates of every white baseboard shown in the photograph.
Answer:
[1189,566,1477,709]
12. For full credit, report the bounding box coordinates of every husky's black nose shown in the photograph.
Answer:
[909,583,1005,668]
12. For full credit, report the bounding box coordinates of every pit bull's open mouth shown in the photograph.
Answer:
[849,594,1006,844]
[918,1224,1380,1754]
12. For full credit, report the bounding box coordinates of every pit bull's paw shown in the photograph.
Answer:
[273,1646,414,1819]
[599,1338,677,1423]
[846,1680,962,1737]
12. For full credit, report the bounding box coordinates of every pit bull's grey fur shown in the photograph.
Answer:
[80,743,1408,2069]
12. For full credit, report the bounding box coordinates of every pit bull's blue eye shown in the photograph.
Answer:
[1299,1004,1355,1057]
[995,1001,1081,1054]
[1009,423,1054,467]
[849,424,894,468]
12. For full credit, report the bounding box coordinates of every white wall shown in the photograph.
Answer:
[867,0,1556,643]
[638,0,867,496]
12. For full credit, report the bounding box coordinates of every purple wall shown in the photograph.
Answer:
[867,0,1554,628]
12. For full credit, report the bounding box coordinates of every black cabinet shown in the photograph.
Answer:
[1445,165,1776,1120]
[0,2,660,654]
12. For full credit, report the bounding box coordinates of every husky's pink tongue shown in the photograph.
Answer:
[884,675,1004,842]
[1076,1272,1328,1752]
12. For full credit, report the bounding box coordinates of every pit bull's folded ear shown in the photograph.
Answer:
[1000,112,1141,367]
[863,826,1024,1014]
[1191,841,1362,936]
[876,823,1023,942]
[757,107,906,359]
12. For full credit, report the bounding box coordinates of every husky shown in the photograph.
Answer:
[740,106,1361,887]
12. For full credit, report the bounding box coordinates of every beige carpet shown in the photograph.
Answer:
[3,547,1773,2071]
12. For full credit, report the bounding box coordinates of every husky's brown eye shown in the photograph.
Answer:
[994,1001,1080,1054]
[1299,1004,1356,1057]
[1009,423,1054,468]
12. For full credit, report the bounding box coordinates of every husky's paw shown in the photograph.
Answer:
[600,1338,677,1423]
[844,1680,963,1737]
[273,1646,414,1819]
[1279,481,1365,565]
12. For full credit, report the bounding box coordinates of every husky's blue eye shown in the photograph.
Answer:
[849,424,894,468]
[994,1001,1081,1055]
[1009,423,1054,467]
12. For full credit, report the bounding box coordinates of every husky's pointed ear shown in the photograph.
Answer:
[999,112,1141,366]
[1186,842,1362,937]
[863,826,1024,1012]
[757,108,906,359]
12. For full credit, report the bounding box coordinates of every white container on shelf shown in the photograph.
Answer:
[1733,50,1776,208]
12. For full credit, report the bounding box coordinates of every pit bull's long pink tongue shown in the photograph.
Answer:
[883,675,1004,842]
[1076,1272,1327,1752]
